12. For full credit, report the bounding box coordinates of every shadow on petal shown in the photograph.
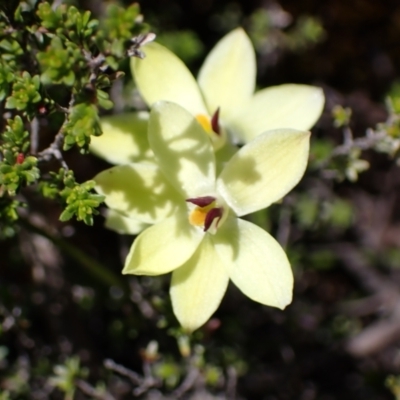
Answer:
[149,102,216,198]
[95,163,183,224]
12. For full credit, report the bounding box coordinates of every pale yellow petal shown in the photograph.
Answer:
[123,214,203,276]
[104,209,149,235]
[131,43,207,115]
[217,129,310,216]
[212,218,293,309]
[198,28,256,120]
[149,101,216,198]
[231,84,325,142]
[94,163,182,224]
[171,236,229,332]
[90,112,153,164]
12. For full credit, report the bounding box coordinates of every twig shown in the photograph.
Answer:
[82,49,106,84]
[36,96,74,169]
[133,360,160,397]
[332,129,386,155]
[347,303,400,356]
[331,242,398,295]
[75,379,115,400]
[104,358,161,397]
[316,129,386,170]
[104,359,142,386]
[226,366,238,400]
[328,242,400,356]
[37,130,68,169]
[171,363,200,399]
[129,278,158,320]
[30,117,39,154]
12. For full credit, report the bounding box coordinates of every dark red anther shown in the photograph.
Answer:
[211,108,220,135]
[204,207,223,232]
[186,196,215,207]
[16,153,24,164]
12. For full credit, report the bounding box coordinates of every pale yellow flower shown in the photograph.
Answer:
[90,28,324,164]
[95,101,310,331]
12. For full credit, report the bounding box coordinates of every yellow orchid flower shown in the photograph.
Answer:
[131,27,324,145]
[94,101,310,332]
[90,28,324,164]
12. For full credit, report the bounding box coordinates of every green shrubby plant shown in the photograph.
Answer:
[0,0,148,235]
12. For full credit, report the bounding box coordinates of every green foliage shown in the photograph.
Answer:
[153,358,181,389]
[157,31,204,63]
[287,16,325,50]
[248,7,325,55]
[41,168,104,225]
[331,148,370,182]
[35,2,63,30]
[310,139,335,166]
[308,249,337,270]
[295,195,354,231]
[59,176,104,225]
[0,0,148,236]
[97,3,147,67]
[0,28,23,68]
[0,391,11,400]
[311,105,372,182]
[36,3,98,42]
[100,3,142,43]
[0,116,39,196]
[346,150,370,181]
[386,81,400,115]
[294,195,319,229]
[2,115,30,153]
[377,83,400,159]
[0,155,39,196]
[48,357,88,399]
[0,354,30,397]
[204,365,223,386]
[37,36,83,86]
[331,315,361,338]
[332,105,352,128]
[0,61,14,101]
[64,103,102,151]
[386,375,400,400]
[5,72,41,119]
[328,198,354,229]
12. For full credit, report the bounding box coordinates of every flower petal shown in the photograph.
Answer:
[94,163,182,224]
[198,28,256,120]
[149,101,216,198]
[170,236,229,332]
[131,43,207,115]
[231,84,325,142]
[217,129,310,216]
[104,209,149,235]
[212,218,293,309]
[89,112,153,165]
[123,214,203,276]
